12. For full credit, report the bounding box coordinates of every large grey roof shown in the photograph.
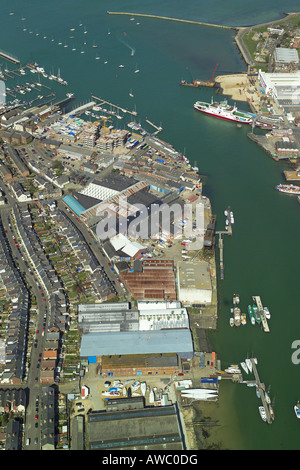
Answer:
[80,329,193,357]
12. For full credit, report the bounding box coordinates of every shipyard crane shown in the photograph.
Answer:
[207,62,219,84]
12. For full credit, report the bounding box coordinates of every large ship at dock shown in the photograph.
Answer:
[276,184,300,195]
[194,98,253,124]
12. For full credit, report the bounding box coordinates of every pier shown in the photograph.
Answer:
[250,358,273,424]
[217,233,224,280]
[145,119,162,134]
[253,295,270,333]
[91,94,138,117]
[215,208,233,280]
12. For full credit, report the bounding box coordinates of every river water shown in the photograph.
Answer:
[2,0,300,450]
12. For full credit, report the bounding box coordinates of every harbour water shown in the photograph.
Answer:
[2,0,300,450]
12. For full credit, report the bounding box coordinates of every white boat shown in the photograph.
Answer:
[264,307,271,319]
[240,362,249,374]
[265,392,271,404]
[102,391,120,397]
[149,390,155,403]
[123,387,127,397]
[141,382,147,396]
[259,406,267,422]
[119,64,125,68]
[131,381,140,390]
[225,367,241,374]
[245,358,253,373]
[129,89,134,97]
[229,317,234,327]
[294,402,300,418]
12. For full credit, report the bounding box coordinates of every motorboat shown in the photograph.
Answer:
[294,402,300,418]
[259,406,267,422]
[264,307,271,319]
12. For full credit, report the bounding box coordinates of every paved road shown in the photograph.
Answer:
[0,183,53,449]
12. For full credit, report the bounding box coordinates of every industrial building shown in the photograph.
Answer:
[80,329,194,364]
[177,260,212,305]
[87,403,186,450]
[78,300,189,333]
[258,70,300,107]
[274,47,299,66]
[78,302,139,333]
[100,352,179,377]
[121,259,177,301]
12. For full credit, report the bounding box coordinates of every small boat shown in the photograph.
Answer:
[225,366,241,374]
[240,362,249,374]
[229,317,234,327]
[269,405,275,420]
[264,307,271,319]
[265,392,271,404]
[247,305,256,325]
[294,402,300,418]
[256,386,261,398]
[123,387,127,397]
[245,358,252,373]
[259,406,267,422]
[129,89,134,98]
[131,381,140,390]
[253,305,261,324]
[149,389,155,403]
[141,382,146,396]
[241,313,247,325]
[233,307,241,327]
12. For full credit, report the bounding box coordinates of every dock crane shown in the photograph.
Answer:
[207,62,219,84]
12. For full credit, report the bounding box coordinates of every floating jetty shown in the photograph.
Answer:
[252,295,270,333]
[250,358,273,424]
[91,94,138,117]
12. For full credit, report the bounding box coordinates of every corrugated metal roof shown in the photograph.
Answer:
[80,329,193,357]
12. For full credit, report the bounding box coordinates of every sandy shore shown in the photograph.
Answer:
[215,73,248,102]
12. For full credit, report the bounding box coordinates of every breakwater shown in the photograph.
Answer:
[107,11,237,30]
